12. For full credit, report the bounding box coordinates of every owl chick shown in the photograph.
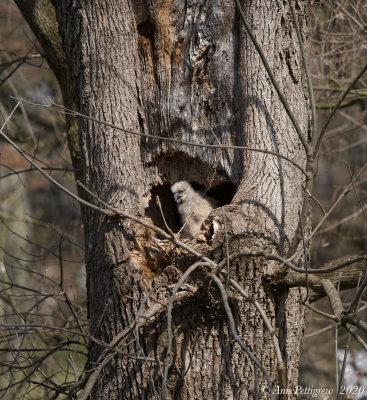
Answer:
[171,181,217,237]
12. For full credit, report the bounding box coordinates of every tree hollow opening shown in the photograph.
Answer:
[146,181,236,233]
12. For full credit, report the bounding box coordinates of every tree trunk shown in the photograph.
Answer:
[54,0,309,398]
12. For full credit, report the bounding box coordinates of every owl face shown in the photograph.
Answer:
[173,188,186,204]
[171,181,191,204]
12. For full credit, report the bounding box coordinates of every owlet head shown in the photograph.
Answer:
[171,181,192,204]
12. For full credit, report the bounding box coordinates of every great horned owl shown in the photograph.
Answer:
[171,181,218,237]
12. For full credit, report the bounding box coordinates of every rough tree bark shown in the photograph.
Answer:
[16,0,310,399]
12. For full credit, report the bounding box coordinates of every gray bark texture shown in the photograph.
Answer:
[52,0,310,398]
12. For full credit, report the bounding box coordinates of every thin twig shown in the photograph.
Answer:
[337,329,352,400]
[12,97,308,176]
[348,273,367,314]
[207,274,274,399]
[0,102,110,219]
[156,196,175,236]
[347,164,367,225]
[314,61,367,156]
[221,207,230,289]
[316,205,367,235]
[335,272,343,391]
[289,0,317,146]
[75,287,193,400]
[219,248,367,275]
[226,275,287,394]
[336,333,350,400]
[310,160,367,239]
[304,187,326,215]
[303,302,337,321]
[345,326,367,352]
[162,262,213,399]
[0,166,77,180]
[299,210,310,302]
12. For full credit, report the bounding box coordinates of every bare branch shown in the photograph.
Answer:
[221,207,230,289]
[303,302,337,321]
[316,204,367,235]
[226,275,287,394]
[314,61,367,157]
[75,285,195,400]
[289,0,317,145]
[155,196,175,236]
[305,187,326,215]
[207,274,274,399]
[347,164,367,225]
[162,262,213,399]
[0,166,76,180]
[336,328,352,400]
[320,279,344,317]
[310,160,367,239]
[348,273,367,314]
[0,51,41,86]
[13,97,309,176]
[345,327,367,352]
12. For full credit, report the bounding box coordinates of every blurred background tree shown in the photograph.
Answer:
[0,2,86,398]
